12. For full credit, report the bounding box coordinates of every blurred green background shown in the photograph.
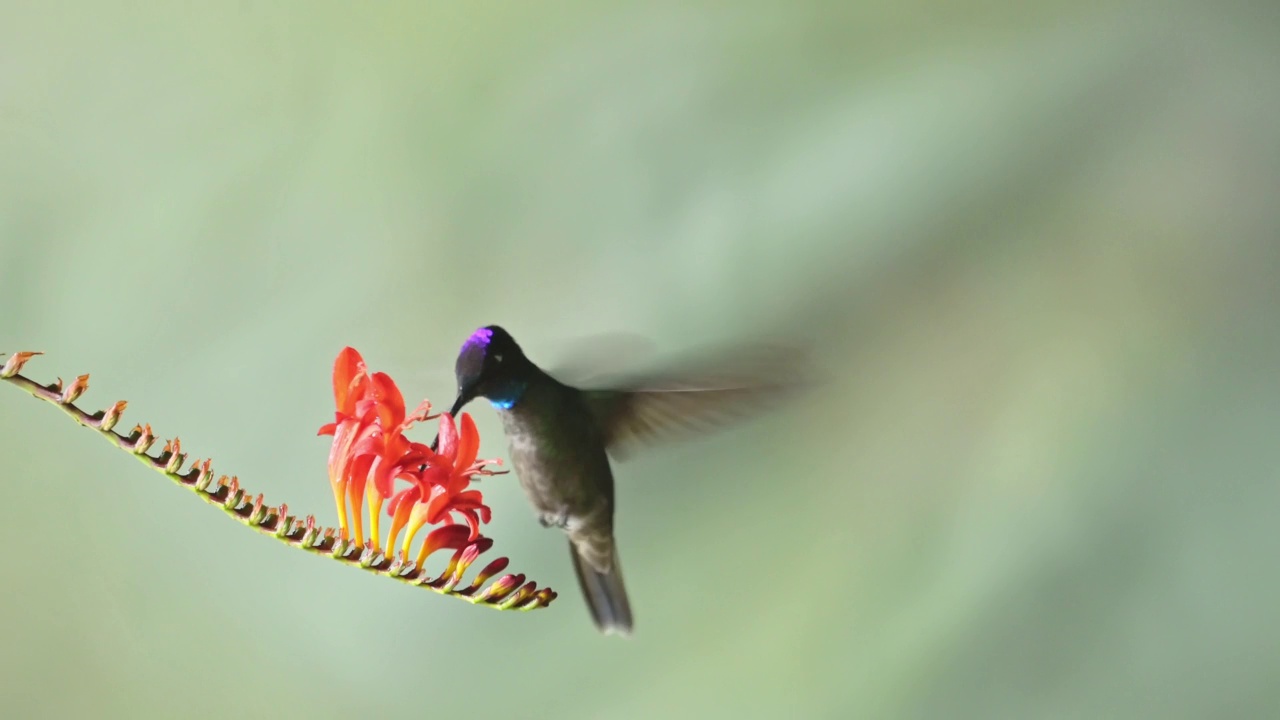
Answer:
[2,1,1278,718]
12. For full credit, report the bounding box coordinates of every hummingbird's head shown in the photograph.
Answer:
[450,325,532,415]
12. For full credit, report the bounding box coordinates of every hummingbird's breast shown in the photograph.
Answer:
[495,380,615,524]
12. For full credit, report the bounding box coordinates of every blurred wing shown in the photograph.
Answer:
[579,344,814,460]
[546,332,658,387]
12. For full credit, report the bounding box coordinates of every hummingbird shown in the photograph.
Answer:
[443,325,806,636]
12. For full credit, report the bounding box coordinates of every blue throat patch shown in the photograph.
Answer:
[487,380,526,410]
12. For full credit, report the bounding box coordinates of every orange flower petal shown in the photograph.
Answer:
[398,441,442,472]
[370,453,399,499]
[369,372,406,432]
[326,420,362,486]
[346,455,373,546]
[384,487,418,558]
[454,412,480,472]
[436,413,459,461]
[331,347,366,414]
[423,485,452,524]
[400,497,448,561]
[415,524,472,570]
[458,508,482,540]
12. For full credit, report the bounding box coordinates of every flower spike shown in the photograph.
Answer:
[0,350,557,612]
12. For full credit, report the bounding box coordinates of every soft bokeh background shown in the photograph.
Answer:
[2,2,1277,718]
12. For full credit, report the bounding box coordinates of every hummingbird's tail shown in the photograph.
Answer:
[569,539,633,637]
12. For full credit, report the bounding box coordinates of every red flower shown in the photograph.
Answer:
[318,347,502,565]
[317,347,372,542]
[383,411,505,567]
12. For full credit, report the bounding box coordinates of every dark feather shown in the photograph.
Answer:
[569,540,633,637]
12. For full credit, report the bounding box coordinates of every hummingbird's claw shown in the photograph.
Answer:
[539,510,570,529]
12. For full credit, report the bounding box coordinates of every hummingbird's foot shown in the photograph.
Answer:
[538,510,570,529]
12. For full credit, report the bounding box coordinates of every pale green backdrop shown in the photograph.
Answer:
[1,2,1277,718]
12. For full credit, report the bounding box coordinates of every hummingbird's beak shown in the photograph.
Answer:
[430,388,474,451]
[449,383,477,417]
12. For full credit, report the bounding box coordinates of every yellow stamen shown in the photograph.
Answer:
[366,488,384,552]
[414,541,433,570]
[331,480,348,541]
[403,511,429,567]
[385,501,411,561]
[348,480,365,548]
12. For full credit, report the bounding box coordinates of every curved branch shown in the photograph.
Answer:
[0,351,556,612]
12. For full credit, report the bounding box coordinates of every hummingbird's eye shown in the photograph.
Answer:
[494,353,504,363]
